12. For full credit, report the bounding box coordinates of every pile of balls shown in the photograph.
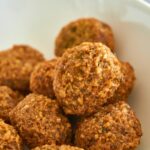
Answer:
[0,18,142,150]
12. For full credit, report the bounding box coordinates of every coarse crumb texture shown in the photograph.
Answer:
[55,18,115,56]
[9,93,72,148]
[0,86,23,121]
[53,42,123,116]
[0,45,45,91]
[108,62,135,103]
[32,144,84,150]
[0,45,44,64]
[75,101,142,150]
[30,58,58,98]
[0,119,23,150]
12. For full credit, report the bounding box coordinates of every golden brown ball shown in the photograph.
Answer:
[9,94,72,148]
[108,62,135,103]
[0,45,45,91]
[32,144,84,150]
[75,101,142,150]
[30,58,58,98]
[55,18,115,56]
[0,119,23,150]
[0,86,23,121]
[53,42,123,116]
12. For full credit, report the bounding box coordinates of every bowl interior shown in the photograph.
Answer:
[0,0,150,149]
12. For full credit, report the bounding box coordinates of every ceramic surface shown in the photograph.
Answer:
[0,0,150,149]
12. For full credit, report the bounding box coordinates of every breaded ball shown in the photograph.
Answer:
[32,144,84,150]
[75,101,142,150]
[0,45,45,91]
[55,18,115,56]
[108,62,135,103]
[0,86,23,121]
[30,58,58,98]
[9,94,72,148]
[53,42,123,116]
[0,45,44,64]
[0,119,23,150]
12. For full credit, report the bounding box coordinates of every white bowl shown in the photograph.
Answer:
[0,0,150,149]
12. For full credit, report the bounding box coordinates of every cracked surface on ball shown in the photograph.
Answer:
[54,42,123,116]
[9,94,72,148]
[55,18,115,56]
[75,101,142,150]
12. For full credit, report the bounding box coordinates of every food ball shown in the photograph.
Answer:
[108,62,135,103]
[0,45,44,64]
[75,101,142,150]
[55,18,115,56]
[0,119,23,150]
[9,93,72,148]
[32,144,84,150]
[0,86,23,121]
[0,45,45,91]
[53,42,123,116]
[30,58,58,98]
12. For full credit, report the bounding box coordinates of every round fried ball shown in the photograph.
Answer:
[0,119,23,150]
[0,45,45,91]
[0,86,23,121]
[53,42,123,116]
[30,58,58,98]
[55,18,115,56]
[9,93,71,148]
[32,144,84,150]
[75,101,142,150]
[0,45,44,64]
[108,62,135,103]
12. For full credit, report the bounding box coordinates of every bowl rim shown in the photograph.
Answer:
[135,0,150,12]
[138,0,150,7]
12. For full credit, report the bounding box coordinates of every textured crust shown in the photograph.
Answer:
[0,45,44,64]
[108,62,136,103]
[9,94,71,148]
[55,18,115,56]
[53,42,123,116]
[0,119,23,150]
[0,86,23,121]
[32,144,84,150]
[30,58,58,98]
[0,45,45,91]
[75,101,142,150]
